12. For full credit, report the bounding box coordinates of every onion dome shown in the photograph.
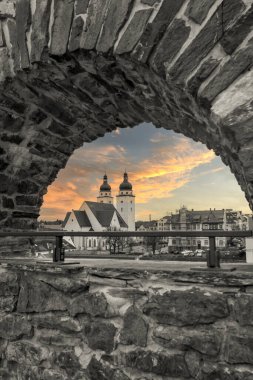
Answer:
[119,172,132,191]
[100,174,111,192]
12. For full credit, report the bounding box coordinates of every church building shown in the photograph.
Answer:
[62,172,135,250]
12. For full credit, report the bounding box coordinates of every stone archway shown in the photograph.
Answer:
[0,0,253,243]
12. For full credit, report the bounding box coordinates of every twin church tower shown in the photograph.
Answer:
[97,172,135,231]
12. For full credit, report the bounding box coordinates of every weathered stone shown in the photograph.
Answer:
[16,0,30,68]
[50,0,75,55]
[6,19,20,71]
[33,312,82,332]
[0,271,19,296]
[234,293,253,326]
[17,180,40,194]
[17,276,68,313]
[202,363,253,380]
[200,39,253,104]
[115,9,153,55]
[143,288,229,326]
[141,0,160,5]
[169,0,246,82]
[226,334,253,364]
[186,0,216,24]
[80,0,110,50]
[6,341,49,366]
[132,0,185,62]
[37,328,82,346]
[75,0,90,15]
[54,349,81,376]
[0,295,17,312]
[30,0,52,62]
[120,350,189,377]
[2,197,14,209]
[85,321,117,353]
[185,350,201,379]
[68,16,85,52]
[16,195,39,206]
[107,288,147,300]
[154,325,221,355]
[0,47,12,81]
[151,18,190,75]
[220,5,253,55]
[68,292,108,317]
[88,357,130,380]
[188,57,220,96]
[0,1,15,18]
[0,22,3,47]
[120,306,148,347]
[42,369,68,380]
[0,313,32,340]
[97,0,133,53]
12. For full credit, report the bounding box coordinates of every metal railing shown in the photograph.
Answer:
[0,230,251,268]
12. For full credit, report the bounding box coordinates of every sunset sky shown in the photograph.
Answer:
[40,123,251,221]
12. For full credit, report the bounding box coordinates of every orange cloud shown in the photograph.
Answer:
[40,137,216,220]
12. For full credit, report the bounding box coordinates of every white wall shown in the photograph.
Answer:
[246,237,253,263]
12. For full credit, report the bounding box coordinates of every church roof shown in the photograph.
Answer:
[62,212,71,228]
[119,172,132,191]
[62,210,92,228]
[86,201,127,228]
[73,210,92,227]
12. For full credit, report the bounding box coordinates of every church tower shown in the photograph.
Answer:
[116,172,135,231]
[97,174,113,204]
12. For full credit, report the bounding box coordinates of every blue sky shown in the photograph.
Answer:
[41,123,251,221]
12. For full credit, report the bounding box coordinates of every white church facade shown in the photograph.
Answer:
[62,172,135,250]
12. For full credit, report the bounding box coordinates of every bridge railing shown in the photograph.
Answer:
[0,230,251,268]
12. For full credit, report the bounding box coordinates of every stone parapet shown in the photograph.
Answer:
[0,263,253,379]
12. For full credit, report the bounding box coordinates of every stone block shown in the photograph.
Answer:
[150,18,190,75]
[119,350,190,378]
[84,321,117,353]
[37,328,82,347]
[234,293,253,326]
[87,357,130,380]
[143,288,229,326]
[68,16,84,52]
[169,0,245,82]
[80,0,110,50]
[220,4,253,55]
[30,0,52,62]
[154,325,221,356]
[115,9,153,55]
[200,38,253,104]
[68,292,108,317]
[0,295,17,312]
[187,57,220,96]
[75,0,89,15]
[0,313,32,340]
[120,306,148,347]
[132,0,185,62]
[17,276,68,313]
[54,349,82,377]
[42,368,68,380]
[50,0,75,55]
[226,334,253,364]
[202,363,253,380]
[0,271,19,296]
[96,0,133,53]
[0,1,16,18]
[186,0,216,24]
[33,313,82,332]
[15,0,30,68]
[6,341,49,366]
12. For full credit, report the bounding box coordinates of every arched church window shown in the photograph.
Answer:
[94,239,96,247]
[89,240,92,247]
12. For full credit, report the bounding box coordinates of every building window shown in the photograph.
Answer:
[121,201,123,203]
[89,240,92,247]
[126,192,128,194]
[204,240,208,246]
[130,201,132,204]
[105,193,107,195]
[109,201,111,204]
[121,208,123,212]
[192,240,196,245]
[172,239,176,245]
[93,239,96,247]
[121,192,123,194]
[131,208,132,211]
[219,240,224,246]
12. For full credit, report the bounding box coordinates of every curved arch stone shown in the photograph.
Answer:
[0,0,253,252]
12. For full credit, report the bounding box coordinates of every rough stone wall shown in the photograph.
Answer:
[0,0,253,235]
[1,263,253,379]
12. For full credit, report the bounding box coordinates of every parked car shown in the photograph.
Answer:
[160,247,169,254]
[194,249,205,257]
[181,250,193,256]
